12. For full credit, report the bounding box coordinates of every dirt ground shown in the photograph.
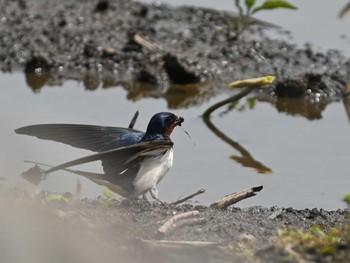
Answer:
[0,0,348,101]
[1,185,348,263]
[1,0,350,262]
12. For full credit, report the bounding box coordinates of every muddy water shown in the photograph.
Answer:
[1,70,350,210]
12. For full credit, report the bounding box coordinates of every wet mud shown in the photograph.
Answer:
[1,0,349,106]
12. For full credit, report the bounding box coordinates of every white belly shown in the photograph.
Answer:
[132,148,173,197]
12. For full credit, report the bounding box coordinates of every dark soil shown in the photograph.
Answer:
[0,0,349,104]
[1,185,348,263]
[1,1,350,262]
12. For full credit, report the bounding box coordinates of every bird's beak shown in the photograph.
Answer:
[175,116,184,127]
[165,115,184,136]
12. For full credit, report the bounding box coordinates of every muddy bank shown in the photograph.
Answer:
[0,0,349,106]
[0,185,348,263]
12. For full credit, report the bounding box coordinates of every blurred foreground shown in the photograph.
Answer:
[0,182,348,263]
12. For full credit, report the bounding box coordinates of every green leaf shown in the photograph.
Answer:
[245,0,257,9]
[252,0,297,14]
[229,75,275,88]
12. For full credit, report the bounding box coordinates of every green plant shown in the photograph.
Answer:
[275,224,350,262]
[271,196,350,262]
[344,193,350,206]
[233,0,297,35]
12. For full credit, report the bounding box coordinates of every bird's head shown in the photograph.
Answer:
[145,112,184,138]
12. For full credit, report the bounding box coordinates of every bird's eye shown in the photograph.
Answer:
[165,116,175,126]
[166,116,173,123]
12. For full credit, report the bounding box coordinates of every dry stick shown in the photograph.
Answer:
[210,186,263,209]
[170,189,205,206]
[155,217,207,239]
[74,179,82,200]
[128,110,139,129]
[161,217,207,235]
[133,33,163,52]
[156,210,202,239]
[141,239,218,249]
[284,244,306,263]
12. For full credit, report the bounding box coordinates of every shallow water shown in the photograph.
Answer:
[1,70,350,209]
[2,0,350,209]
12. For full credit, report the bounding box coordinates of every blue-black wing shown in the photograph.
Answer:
[15,124,144,152]
[41,140,173,192]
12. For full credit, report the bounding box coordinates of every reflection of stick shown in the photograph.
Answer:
[156,210,205,239]
[203,109,272,173]
[338,3,350,19]
[210,186,263,209]
[170,189,205,206]
[202,84,272,173]
[203,86,255,118]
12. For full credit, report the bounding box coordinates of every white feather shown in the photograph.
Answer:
[132,148,173,197]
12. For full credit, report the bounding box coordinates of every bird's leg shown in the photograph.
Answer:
[142,193,151,205]
[150,186,166,205]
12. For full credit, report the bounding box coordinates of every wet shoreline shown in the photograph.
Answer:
[1,0,348,101]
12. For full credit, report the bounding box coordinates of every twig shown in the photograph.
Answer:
[170,189,205,206]
[128,110,139,129]
[141,239,218,249]
[133,33,163,52]
[156,210,202,239]
[284,244,306,263]
[74,179,82,200]
[163,217,206,234]
[210,186,263,209]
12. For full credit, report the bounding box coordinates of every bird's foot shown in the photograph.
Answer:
[149,187,167,205]
[142,194,152,205]
[154,197,167,206]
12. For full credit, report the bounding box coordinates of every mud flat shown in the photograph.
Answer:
[0,0,348,101]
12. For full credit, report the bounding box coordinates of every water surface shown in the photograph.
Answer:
[2,0,350,209]
[1,71,350,209]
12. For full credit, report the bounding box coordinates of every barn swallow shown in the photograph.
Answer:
[15,112,184,202]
